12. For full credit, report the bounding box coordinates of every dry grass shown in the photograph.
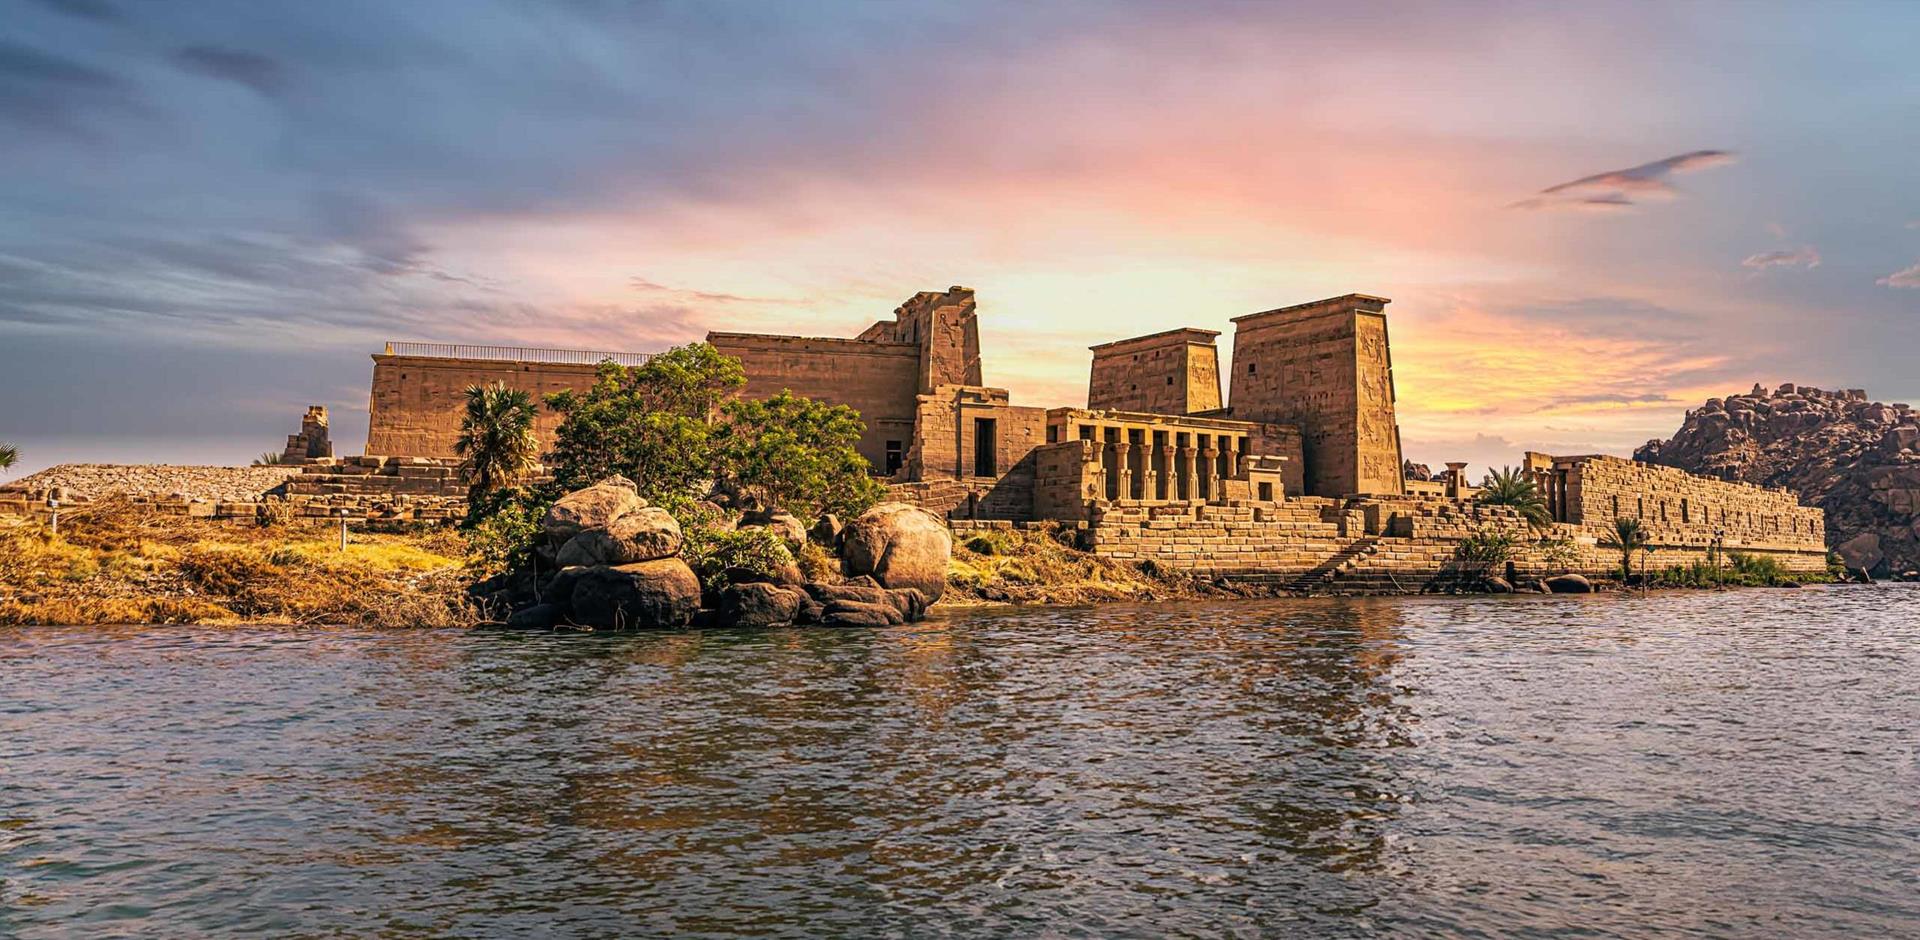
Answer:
[945,523,1212,606]
[0,497,478,627]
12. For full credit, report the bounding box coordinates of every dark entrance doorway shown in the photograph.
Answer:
[973,418,997,477]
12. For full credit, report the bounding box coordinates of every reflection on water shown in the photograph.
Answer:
[3,587,1919,937]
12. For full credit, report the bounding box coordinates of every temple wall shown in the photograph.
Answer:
[365,355,604,459]
[1227,295,1404,496]
[706,333,922,472]
[1087,328,1222,415]
[1549,454,1826,552]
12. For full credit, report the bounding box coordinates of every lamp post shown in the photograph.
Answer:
[337,507,350,552]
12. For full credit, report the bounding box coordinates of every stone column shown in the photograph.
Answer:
[1177,447,1196,501]
[1114,442,1133,502]
[1199,446,1218,501]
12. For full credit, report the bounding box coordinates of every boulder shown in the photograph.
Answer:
[715,582,805,627]
[839,502,952,602]
[804,581,892,607]
[542,476,645,543]
[1484,576,1513,594]
[606,507,682,562]
[553,506,682,567]
[556,528,622,568]
[723,558,806,587]
[567,558,701,630]
[883,587,930,622]
[740,509,807,549]
[820,600,902,627]
[1835,532,1884,574]
[1544,574,1593,594]
[543,565,591,611]
[809,513,844,547]
[505,603,561,631]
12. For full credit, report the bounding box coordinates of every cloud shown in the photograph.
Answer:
[1907,221,1920,230]
[1765,221,1789,239]
[1509,149,1736,211]
[173,45,287,97]
[1741,246,1820,270]
[627,277,794,306]
[0,40,143,135]
[1879,263,1920,289]
[30,0,118,21]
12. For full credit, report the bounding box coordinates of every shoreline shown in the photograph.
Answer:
[2,499,1844,629]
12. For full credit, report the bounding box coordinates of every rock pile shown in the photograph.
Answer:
[0,464,300,503]
[482,478,947,631]
[1636,382,1920,576]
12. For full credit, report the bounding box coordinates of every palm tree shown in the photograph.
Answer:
[453,383,540,502]
[1604,516,1651,582]
[0,441,17,477]
[1478,466,1551,526]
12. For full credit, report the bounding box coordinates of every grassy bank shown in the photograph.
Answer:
[0,498,477,627]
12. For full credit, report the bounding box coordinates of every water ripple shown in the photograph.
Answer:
[2,586,1918,937]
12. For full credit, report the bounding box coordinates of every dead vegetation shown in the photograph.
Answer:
[944,523,1234,606]
[0,497,477,627]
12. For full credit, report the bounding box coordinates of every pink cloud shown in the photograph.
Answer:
[1879,263,1920,289]
[1741,246,1820,270]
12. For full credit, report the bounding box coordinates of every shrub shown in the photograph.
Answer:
[962,530,1019,557]
[680,524,794,595]
[796,539,838,583]
[464,489,548,577]
[1456,528,1519,571]
[543,344,745,500]
[715,390,886,520]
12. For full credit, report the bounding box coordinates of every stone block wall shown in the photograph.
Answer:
[366,355,605,459]
[1079,491,1828,594]
[1549,454,1825,552]
[706,333,923,473]
[1087,328,1223,415]
[906,385,1048,483]
[1227,294,1404,497]
[854,286,982,392]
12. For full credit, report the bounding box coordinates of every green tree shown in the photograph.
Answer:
[0,441,16,477]
[543,344,746,502]
[254,451,284,466]
[454,382,540,503]
[716,390,887,520]
[1603,516,1651,581]
[1477,466,1550,526]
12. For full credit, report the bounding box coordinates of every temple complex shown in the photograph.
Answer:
[269,284,1829,588]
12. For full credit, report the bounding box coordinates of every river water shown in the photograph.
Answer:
[3,586,1917,938]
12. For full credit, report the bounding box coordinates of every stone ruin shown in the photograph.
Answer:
[281,406,333,462]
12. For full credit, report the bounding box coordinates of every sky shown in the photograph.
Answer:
[2,0,1917,478]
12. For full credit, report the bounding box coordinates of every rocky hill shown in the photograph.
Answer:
[1635,383,1920,576]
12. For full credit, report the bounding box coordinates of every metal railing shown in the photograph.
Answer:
[383,342,656,367]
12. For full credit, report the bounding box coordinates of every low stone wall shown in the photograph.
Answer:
[0,457,470,526]
[1078,494,1828,594]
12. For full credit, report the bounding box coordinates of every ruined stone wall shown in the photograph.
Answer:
[706,333,922,472]
[855,286,981,392]
[0,457,468,526]
[1081,493,1826,593]
[1087,329,1222,415]
[1032,440,1100,521]
[905,386,1048,484]
[1556,454,1826,553]
[366,355,603,458]
[1227,295,1404,497]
